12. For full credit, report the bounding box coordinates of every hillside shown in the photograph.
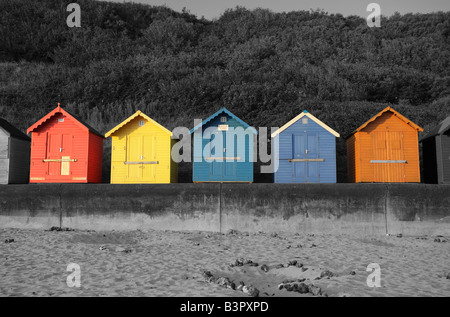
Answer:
[1,0,449,181]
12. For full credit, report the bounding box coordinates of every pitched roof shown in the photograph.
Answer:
[27,104,104,138]
[271,110,340,138]
[348,106,423,137]
[105,111,172,138]
[189,108,258,134]
[0,118,31,141]
[420,115,450,142]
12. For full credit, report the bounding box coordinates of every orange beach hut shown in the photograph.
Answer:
[346,107,423,183]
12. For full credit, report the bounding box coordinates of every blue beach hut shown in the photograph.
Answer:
[190,108,257,183]
[271,110,340,183]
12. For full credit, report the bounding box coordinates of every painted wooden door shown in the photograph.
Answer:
[292,133,319,183]
[127,135,142,180]
[46,133,72,179]
[306,134,320,183]
[142,135,156,181]
[388,132,405,183]
[372,132,405,182]
[209,131,237,181]
[127,135,157,181]
[223,132,237,180]
[210,131,222,180]
[292,134,307,182]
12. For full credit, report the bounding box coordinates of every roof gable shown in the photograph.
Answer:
[189,108,257,134]
[0,118,31,141]
[271,110,340,138]
[420,115,450,142]
[105,111,172,138]
[27,104,104,138]
[350,107,423,137]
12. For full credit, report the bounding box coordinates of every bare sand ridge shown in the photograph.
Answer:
[0,228,449,297]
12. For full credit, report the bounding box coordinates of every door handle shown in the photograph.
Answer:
[305,149,308,155]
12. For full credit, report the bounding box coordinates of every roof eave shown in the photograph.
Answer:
[190,108,258,135]
[352,107,423,135]
[271,112,340,138]
[105,111,173,138]
[27,106,89,135]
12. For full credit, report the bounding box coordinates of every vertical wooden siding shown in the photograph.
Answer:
[170,138,178,183]
[8,137,30,184]
[193,113,254,182]
[422,137,438,184]
[346,134,357,183]
[87,133,103,183]
[30,113,89,183]
[440,134,450,183]
[274,118,337,183]
[110,116,173,184]
[0,130,9,184]
[353,112,421,183]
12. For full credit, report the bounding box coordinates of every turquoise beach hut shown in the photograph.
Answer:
[190,108,257,183]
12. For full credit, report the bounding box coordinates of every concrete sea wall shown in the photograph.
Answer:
[0,184,449,236]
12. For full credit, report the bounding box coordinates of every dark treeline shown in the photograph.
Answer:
[1,0,449,181]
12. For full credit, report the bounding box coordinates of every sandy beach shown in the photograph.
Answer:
[0,228,449,297]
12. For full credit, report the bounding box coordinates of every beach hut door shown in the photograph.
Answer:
[372,132,405,182]
[142,135,156,180]
[223,132,237,180]
[127,135,157,181]
[46,133,73,178]
[209,132,237,181]
[292,134,319,183]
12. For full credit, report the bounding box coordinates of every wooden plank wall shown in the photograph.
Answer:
[192,114,254,182]
[422,137,438,184]
[346,134,357,183]
[8,137,31,184]
[440,134,450,183]
[0,132,9,184]
[110,116,172,184]
[30,113,89,183]
[87,133,103,183]
[357,112,421,183]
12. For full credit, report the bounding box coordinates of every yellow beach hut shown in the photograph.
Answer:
[105,111,177,184]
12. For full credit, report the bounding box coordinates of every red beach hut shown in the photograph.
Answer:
[27,104,104,183]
